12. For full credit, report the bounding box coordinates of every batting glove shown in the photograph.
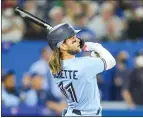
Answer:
[84,42,102,52]
[83,42,102,57]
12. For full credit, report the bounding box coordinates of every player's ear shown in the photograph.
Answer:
[60,43,68,51]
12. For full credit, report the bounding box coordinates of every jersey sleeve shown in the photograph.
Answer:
[84,57,105,75]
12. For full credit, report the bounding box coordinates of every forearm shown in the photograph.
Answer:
[94,45,116,70]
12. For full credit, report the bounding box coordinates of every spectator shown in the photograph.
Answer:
[112,51,130,100]
[122,51,143,108]
[2,70,20,107]
[81,1,99,22]
[49,6,65,26]
[19,73,31,102]
[126,7,143,40]
[23,73,66,115]
[2,0,18,9]
[87,1,124,41]
[22,0,47,40]
[28,46,52,90]
[35,0,47,19]
[74,13,96,42]
[21,73,31,92]
[28,46,63,99]
[87,1,99,19]
[2,8,25,42]
[62,0,82,25]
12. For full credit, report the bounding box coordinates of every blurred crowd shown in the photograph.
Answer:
[110,50,143,108]
[2,46,67,116]
[1,0,143,116]
[2,0,143,42]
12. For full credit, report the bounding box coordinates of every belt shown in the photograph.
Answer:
[72,108,101,115]
[72,109,81,115]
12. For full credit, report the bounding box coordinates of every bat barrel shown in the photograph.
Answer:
[15,7,53,31]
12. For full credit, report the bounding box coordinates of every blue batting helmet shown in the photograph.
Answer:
[47,23,85,50]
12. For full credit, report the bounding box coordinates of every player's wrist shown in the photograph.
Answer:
[91,51,100,57]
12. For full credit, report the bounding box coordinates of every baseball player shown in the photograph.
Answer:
[47,23,116,116]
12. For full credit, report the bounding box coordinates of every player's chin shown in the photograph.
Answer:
[76,47,81,52]
[78,48,82,52]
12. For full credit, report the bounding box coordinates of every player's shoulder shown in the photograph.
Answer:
[77,56,97,61]
[75,56,96,64]
[76,56,104,67]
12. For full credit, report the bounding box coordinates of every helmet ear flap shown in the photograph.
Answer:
[78,38,85,49]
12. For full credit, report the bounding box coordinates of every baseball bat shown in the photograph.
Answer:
[15,7,53,31]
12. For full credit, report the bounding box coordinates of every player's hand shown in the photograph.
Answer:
[84,42,102,52]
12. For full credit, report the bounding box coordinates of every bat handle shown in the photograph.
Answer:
[45,24,53,30]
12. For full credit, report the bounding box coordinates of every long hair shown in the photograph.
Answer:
[49,48,62,74]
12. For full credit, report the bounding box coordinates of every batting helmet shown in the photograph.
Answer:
[47,23,85,50]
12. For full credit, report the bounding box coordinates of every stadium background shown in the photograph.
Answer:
[1,0,143,116]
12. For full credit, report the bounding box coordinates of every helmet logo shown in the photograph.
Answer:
[57,28,63,34]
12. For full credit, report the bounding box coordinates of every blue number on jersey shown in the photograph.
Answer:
[58,82,77,102]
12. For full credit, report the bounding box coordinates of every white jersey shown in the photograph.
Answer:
[53,56,105,115]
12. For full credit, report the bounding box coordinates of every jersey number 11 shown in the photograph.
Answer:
[58,82,78,103]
